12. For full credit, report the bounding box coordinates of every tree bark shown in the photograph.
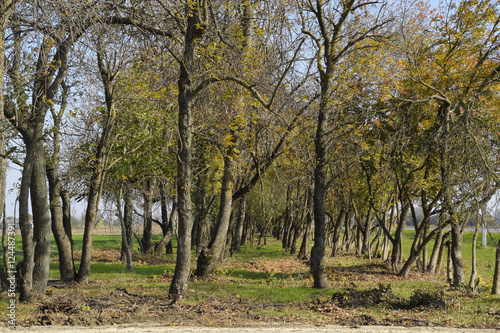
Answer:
[428,229,444,274]
[47,90,75,282]
[77,48,116,283]
[231,194,247,255]
[121,184,133,260]
[298,188,313,259]
[117,187,132,271]
[195,150,235,277]
[492,238,500,295]
[451,223,465,286]
[331,209,345,257]
[468,220,479,291]
[141,178,154,253]
[169,1,208,298]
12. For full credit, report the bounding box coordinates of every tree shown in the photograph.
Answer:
[298,0,391,288]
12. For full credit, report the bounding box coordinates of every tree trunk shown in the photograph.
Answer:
[116,187,132,271]
[141,179,154,253]
[0,3,11,291]
[156,188,176,255]
[30,138,52,294]
[428,229,444,274]
[362,209,373,255]
[311,100,328,288]
[451,223,465,286]
[436,231,450,274]
[169,2,207,298]
[298,188,313,259]
[492,238,500,295]
[77,46,117,283]
[469,221,479,291]
[446,240,453,285]
[282,183,292,251]
[121,184,133,260]
[391,202,409,272]
[47,167,75,281]
[231,194,247,255]
[331,209,345,257]
[195,150,235,277]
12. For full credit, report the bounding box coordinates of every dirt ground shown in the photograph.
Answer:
[1,324,499,333]
[1,287,497,332]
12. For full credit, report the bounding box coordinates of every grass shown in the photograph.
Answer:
[1,230,499,327]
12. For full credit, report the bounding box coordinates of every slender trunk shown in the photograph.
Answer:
[331,209,345,257]
[446,240,453,285]
[362,209,373,255]
[436,231,450,274]
[121,184,133,260]
[468,220,479,291]
[47,167,75,281]
[282,184,292,251]
[156,189,176,255]
[492,238,500,295]
[290,224,300,255]
[195,151,235,277]
[142,179,154,253]
[398,226,440,278]
[231,194,247,255]
[391,202,409,272]
[298,188,313,259]
[76,173,104,282]
[77,47,116,283]
[61,190,73,252]
[428,229,444,274]
[117,187,132,271]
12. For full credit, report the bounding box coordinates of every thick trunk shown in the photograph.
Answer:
[311,98,328,288]
[451,223,465,286]
[169,6,201,297]
[230,194,247,255]
[17,141,35,301]
[30,138,52,294]
[195,152,235,277]
[0,132,6,289]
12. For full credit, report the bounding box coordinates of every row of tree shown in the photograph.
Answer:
[0,0,500,302]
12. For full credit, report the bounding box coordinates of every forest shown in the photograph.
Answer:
[0,0,500,325]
